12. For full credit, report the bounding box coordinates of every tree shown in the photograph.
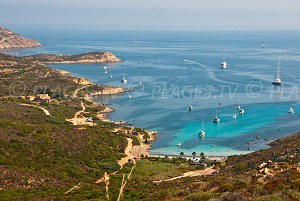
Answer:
[192,152,197,159]
[180,152,184,158]
[200,152,205,159]
[165,155,168,162]
[143,133,150,144]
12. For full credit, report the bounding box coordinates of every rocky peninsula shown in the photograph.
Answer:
[0,27,41,49]
[22,52,123,64]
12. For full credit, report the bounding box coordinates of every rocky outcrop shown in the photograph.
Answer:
[72,78,92,85]
[90,87,126,96]
[22,52,122,64]
[0,27,41,49]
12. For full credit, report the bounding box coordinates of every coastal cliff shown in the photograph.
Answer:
[0,27,41,49]
[22,52,122,64]
[90,86,126,96]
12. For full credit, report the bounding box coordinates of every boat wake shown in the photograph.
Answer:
[184,59,245,86]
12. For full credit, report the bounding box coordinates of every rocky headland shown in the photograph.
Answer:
[0,27,41,49]
[22,52,123,64]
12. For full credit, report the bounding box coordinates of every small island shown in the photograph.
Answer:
[0,27,41,49]
[22,52,123,64]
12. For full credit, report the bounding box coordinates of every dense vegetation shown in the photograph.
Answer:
[0,100,126,189]
[0,53,81,97]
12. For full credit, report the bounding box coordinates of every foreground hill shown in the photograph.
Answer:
[22,52,123,64]
[0,27,41,49]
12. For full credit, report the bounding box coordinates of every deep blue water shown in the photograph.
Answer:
[3,25,300,156]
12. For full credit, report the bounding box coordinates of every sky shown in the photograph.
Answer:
[1,0,300,27]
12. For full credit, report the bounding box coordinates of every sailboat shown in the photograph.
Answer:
[109,70,112,79]
[212,106,220,123]
[188,99,193,111]
[233,109,237,119]
[121,69,127,83]
[199,117,205,136]
[288,96,294,113]
[220,58,227,69]
[272,53,282,85]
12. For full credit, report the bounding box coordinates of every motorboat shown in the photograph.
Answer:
[220,58,227,69]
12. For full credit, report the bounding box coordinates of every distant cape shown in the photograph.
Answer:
[0,27,41,49]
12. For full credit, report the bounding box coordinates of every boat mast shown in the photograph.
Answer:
[123,69,126,79]
[277,53,281,80]
[202,117,204,130]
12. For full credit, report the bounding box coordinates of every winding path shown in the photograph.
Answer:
[19,103,51,116]
[73,84,90,98]
[66,101,88,125]
[96,137,133,184]
[153,166,215,183]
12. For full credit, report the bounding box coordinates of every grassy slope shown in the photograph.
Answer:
[0,54,128,200]
[0,53,81,97]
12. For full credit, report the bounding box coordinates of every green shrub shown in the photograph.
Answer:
[253,195,284,201]
[184,192,220,201]
[100,162,120,173]
[147,189,174,199]
[132,136,140,146]
[286,189,300,201]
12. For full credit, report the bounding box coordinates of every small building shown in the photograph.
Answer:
[36,94,50,100]
[25,95,36,101]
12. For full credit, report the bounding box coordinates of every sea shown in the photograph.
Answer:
[2,25,300,157]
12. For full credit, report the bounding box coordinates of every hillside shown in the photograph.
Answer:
[0,27,41,49]
[22,52,123,64]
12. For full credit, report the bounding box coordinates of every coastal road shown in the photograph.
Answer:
[19,103,51,116]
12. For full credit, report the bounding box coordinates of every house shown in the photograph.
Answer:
[25,95,36,101]
[36,94,50,100]
[17,95,26,99]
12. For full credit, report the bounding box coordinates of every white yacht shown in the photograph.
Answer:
[233,114,237,119]
[188,105,193,111]
[128,96,132,99]
[212,107,220,123]
[237,105,241,110]
[288,108,294,113]
[220,58,227,69]
[239,109,244,115]
[109,70,112,79]
[272,53,282,85]
[199,117,205,136]
[176,143,181,146]
[103,66,107,70]
[121,69,127,83]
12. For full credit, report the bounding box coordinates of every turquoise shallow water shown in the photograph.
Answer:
[3,26,300,156]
